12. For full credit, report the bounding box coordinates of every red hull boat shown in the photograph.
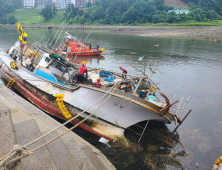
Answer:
[57,34,105,57]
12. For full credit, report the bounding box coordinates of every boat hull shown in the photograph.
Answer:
[67,51,102,56]
[0,49,173,139]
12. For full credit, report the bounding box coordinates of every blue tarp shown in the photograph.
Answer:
[147,95,157,101]
[35,69,57,82]
[104,77,116,82]
[99,70,113,77]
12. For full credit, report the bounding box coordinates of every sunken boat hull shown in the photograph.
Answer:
[0,49,174,139]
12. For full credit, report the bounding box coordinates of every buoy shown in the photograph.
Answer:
[6,79,15,89]
[56,94,72,119]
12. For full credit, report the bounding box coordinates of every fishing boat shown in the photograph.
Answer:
[56,33,105,57]
[0,25,191,142]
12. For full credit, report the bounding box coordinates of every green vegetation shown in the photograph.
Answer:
[5,9,44,24]
[0,0,22,24]
[1,0,222,26]
[98,121,186,169]
[63,0,221,25]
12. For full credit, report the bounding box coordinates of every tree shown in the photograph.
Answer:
[181,0,199,4]
[8,16,17,24]
[4,2,16,13]
[52,3,57,14]
[152,15,161,23]
[1,17,8,24]
[89,5,105,21]
[85,2,92,8]
[40,5,53,21]
[64,3,79,20]
[154,0,164,10]
[198,0,222,16]
[167,11,177,23]
[121,6,137,23]
[131,1,157,23]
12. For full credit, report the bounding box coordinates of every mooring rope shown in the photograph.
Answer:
[31,83,117,153]
[0,82,118,169]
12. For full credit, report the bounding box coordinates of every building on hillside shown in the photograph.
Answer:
[53,0,74,9]
[36,0,53,9]
[23,0,52,9]
[75,0,95,8]
[23,0,35,8]
[168,10,190,14]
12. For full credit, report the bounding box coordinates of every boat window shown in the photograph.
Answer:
[45,57,51,62]
[50,60,67,73]
[81,44,85,47]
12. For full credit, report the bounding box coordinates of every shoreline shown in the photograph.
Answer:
[1,24,222,41]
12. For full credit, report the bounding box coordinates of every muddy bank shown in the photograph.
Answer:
[1,24,222,41]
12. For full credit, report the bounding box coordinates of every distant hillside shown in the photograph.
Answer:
[164,0,188,7]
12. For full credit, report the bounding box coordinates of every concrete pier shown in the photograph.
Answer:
[0,84,116,170]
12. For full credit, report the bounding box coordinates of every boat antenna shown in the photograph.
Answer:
[79,3,84,42]
[49,7,73,46]
[54,25,65,47]
[40,35,44,42]
[84,21,98,42]
[54,23,72,47]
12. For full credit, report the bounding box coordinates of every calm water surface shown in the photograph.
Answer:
[0,27,222,170]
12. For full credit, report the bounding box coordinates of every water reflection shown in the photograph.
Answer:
[66,55,105,65]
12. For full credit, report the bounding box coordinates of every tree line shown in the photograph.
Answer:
[0,0,22,24]
[63,0,221,25]
[0,0,222,25]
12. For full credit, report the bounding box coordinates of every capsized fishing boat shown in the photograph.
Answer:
[57,32,105,57]
[0,25,192,142]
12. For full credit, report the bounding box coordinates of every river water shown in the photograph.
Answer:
[1,27,222,170]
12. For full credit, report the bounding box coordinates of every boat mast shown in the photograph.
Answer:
[80,0,84,42]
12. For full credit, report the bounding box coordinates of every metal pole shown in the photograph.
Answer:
[159,100,179,112]
[138,120,149,143]
[133,75,144,95]
[45,39,50,47]
[175,97,184,115]
[172,109,192,134]
[179,94,192,119]
[40,35,44,42]
[126,62,160,90]
[145,61,157,99]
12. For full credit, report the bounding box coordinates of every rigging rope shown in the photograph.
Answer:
[49,8,73,46]
[84,21,98,42]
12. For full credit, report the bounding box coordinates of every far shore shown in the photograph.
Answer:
[1,24,222,41]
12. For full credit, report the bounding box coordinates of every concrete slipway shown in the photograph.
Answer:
[0,84,116,170]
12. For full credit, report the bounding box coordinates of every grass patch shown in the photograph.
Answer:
[5,8,67,25]
[170,22,220,26]
[6,9,44,24]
